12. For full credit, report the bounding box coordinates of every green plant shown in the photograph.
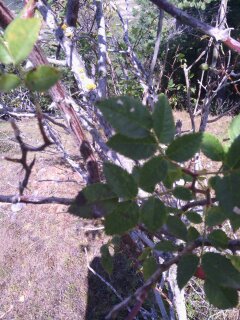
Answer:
[69,94,240,313]
[0,16,60,93]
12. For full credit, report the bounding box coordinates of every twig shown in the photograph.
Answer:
[0,194,73,205]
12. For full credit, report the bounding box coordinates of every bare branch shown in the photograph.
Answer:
[0,194,73,205]
[149,0,240,54]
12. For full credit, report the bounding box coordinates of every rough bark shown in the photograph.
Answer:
[149,0,240,54]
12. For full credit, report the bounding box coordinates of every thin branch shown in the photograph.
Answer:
[149,0,240,54]
[0,194,73,205]
[106,237,240,319]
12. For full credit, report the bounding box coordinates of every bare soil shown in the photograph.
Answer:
[0,119,109,319]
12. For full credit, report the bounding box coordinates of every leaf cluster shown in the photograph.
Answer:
[70,95,240,309]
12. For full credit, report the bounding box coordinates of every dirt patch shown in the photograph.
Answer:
[0,119,110,319]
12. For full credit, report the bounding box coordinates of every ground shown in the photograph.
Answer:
[0,114,239,320]
[0,119,108,319]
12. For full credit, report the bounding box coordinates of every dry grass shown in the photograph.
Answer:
[0,119,107,319]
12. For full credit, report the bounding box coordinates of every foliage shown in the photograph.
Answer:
[70,94,240,310]
[0,17,60,93]
[1,6,240,319]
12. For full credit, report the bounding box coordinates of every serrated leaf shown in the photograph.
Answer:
[68,183,118,218]
[163,163,182,188]
[139,157,168,192]
[5,18,41,64]
[0,38,13,64]
[211,174,240,231]
[173,186,193,201]
[69,199,117,218]
[82,183,118,202]
[202,253,240,289]
[143,257,158,280]
[166,133,203,162]
[187,226,200,242]
[205,206,226,227]
[140,197,167,232]
[201,133,225,161]
[100,245,113,275]
[177,254,199,289]
[107,134,157,160]
[153,94,175,144]
[97,96,152,138]
[138,247,151,261]
[0,74,21,92]
[228,114,240,141]
[204,280,238,309]
[25,66,60,91]
[228,256,240,272]
[104,201,139,235]
[225,135,240,169]
[167,216,187,241]
[186,211,202,224]
[208,229,228,248]
[104,163,138,199]
[155,240,178,252]
[132,166,141,185]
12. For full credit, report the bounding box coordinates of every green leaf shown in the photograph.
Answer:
[69,199,117,218]
[0,74,21,92]
[138,247,151,261]
[225,135,240,169]
[186,211,202,224]
[104,201,139,235]
[201,133,225,161]
[0,38,13,64]
[228,114,240,141]
[139,157,168,192]
[202,253,240,289]
[140,197,167,232]
[167,216,187,241]
[155,240,178,252]
[173,186,193,201]
[97,96,152,138]
[143,257,158,280]
[211,174,240,231]
[104,163,138,199]
[205,206,226,227]
[166,133,203,162]
[177,254,199,289]
[100,245,113,275]
[152,94,175,144]
[25,66,60,91]
[228,255,240,272]
[81,183,118,202]
[163,163,182,188]
[107,134,157,160]
[204,280,238,309]
[132,166,141,185]
[5,18,41,64]
[208,229,228,248]
[68,183,118,218]
[187,226,200,242]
